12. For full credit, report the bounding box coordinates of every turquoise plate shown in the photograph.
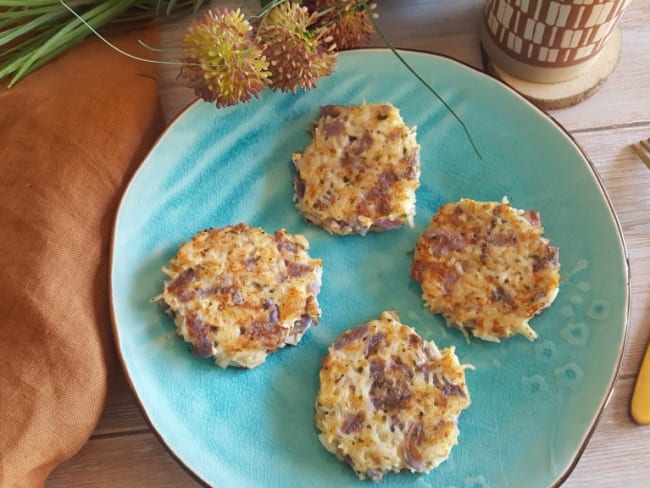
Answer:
[111,49,629,487]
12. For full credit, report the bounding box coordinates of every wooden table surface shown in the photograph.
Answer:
[46,1,650,486]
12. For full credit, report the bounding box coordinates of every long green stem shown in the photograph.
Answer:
[364,3,482,160]
[1,34,74,81]
[0,0,69,6]
[0,10,71,46]
[0,0,206,86]
[0,26,58,60]
[52,0,198,67]
[0,0,95,18]
[10,0,133,84]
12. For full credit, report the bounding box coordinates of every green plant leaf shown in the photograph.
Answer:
[0,0,208,86]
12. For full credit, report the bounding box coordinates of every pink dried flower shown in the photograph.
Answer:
[257,2,336,93]
[180,8,271,108]
[303,0,376,50]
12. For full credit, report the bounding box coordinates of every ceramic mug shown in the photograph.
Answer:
[480,0,631,84]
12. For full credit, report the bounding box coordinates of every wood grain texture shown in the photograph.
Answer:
[46,1,650,486]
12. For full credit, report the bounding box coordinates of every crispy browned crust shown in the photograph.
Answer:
[157,223,322,368]
[315,311,471,482]
[411,199,560,341]
[292,104,421,235]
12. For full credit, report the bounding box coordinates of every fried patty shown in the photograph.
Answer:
[315,311,471,482]
[155,223,322,368]
[411,198,560,341]
[292,103,421,236]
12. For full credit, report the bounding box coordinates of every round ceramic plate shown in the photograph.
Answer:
[111,49,628,487]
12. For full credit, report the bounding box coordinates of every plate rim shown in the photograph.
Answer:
[109,47,631,488]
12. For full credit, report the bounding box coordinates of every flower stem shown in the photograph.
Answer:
[364,2,482,160]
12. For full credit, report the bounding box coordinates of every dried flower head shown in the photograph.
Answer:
[257,2,336,93]
[303,0,376,50]
[180,8,271,108]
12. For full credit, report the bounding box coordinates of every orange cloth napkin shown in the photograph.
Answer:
[0,26,164,486]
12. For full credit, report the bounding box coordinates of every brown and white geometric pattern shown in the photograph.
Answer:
[483,0,631,67]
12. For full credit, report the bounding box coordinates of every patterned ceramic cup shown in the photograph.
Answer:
[480,0,631,83]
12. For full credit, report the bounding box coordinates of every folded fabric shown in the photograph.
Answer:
[0,25,163,487]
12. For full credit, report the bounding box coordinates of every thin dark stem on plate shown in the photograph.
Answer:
[364,3,482,160]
